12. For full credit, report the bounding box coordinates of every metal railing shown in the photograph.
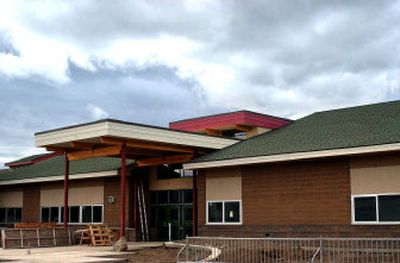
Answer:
[177,237,400,263]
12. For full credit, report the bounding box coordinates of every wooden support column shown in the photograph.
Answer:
[120,144,127,237]
[63,153,69,227]
[192,170,198,236]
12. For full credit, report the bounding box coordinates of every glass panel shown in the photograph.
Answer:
[150,206,157,227]
[183,170,193,177]
[0,208,6,223]
[170,206,179,221]
[41,207,49,223]
[92,206,102,223]
[158,206,168,226]
[224,202,240,223]
[169,191,179,204]
[208,202,222,223]
[150,192,157,204]
[82,206,92,223]
[182,190,193,203]
[70,206,80,223]
[6,208,15,223]
[183,206,193,221]
[15,208,22,223]
[50,207,59,223]
[354,197,376,222]
[379,195,400,222]
[60,207,64,223]
[158,191,168,204]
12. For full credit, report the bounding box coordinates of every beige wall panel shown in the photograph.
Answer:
[206,176,242,201]
[41,188,63,206]
[351,165,400,195]
[41,181,104,206]
[148,167,192,191]
[247,127,270,138]
[0,190,23,207]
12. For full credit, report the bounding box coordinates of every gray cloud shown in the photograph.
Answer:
[1,0,400,166]
[0,63,225,167]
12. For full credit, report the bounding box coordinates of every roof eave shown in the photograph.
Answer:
[0,170,119,186]
[183,142,400,170]
[35,120,238,150]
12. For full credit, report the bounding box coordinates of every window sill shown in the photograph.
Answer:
[352,222,400,225]
[206,222,242,225]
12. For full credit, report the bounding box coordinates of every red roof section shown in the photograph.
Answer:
[5,152,62,168]
[169,110,291,132]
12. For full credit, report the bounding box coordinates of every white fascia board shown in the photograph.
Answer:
[0,170,118,186]
[183,143,400,170]
[35,121,237,149]
[35,122,108,147]
[106,122,237,149]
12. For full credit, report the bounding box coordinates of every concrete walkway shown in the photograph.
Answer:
[0,242,164,263]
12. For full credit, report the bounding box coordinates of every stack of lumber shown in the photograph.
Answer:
[88,225,113,246]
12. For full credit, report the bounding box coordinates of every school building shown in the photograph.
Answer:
[2,101,400,240]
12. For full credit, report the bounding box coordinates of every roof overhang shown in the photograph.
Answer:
[184,142,400,170]
[0,170,118,186]
[35,119,238,165]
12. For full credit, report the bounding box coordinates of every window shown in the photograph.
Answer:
[224,202,240,223]
[169,191,180,204]
[69,206,80,223]
[0,207,22,224]
[151,190,192,205]
[207,201,241,224]
[40,205,103,224]
[353,194,400,224]
[82,206,92,223]
[354,197,376,222]
[378,195,400,222]
[41,207,60,223]
[208,202,223,223]
[182,190,193,203]
[92,206,103,223]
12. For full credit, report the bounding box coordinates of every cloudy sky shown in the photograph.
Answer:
[0,0,400,167]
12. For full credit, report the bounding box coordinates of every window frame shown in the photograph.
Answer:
[0,207,22,224]
[206,200,242,225]
[351,193,400,225]
[40,204,104,224]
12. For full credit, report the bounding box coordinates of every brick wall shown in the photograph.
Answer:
[198,157,400,237]
[103,177,130,228]
[22,184,41,222]
[242,158,350,225]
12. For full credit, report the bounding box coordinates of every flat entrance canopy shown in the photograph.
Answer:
[34,119,237,237]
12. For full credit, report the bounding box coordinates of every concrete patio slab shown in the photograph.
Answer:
[0,242,164,263]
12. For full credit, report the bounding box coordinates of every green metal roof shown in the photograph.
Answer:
[191,100,400,163]
[0,155,135,182]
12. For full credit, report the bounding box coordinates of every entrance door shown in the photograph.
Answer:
[149,190,192,241]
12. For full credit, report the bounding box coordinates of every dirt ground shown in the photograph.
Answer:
[116,248,180,263]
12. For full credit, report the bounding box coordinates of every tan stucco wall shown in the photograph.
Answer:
[148,166,192,191]
[206,175,242,201]
[351,164,400,195]
[0,190,23,207]
[40,181,104,206]
[246,127,270,138]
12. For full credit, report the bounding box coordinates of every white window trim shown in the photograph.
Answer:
[351,193,400,225]
[40,204,104,225]
[206,200,242,225]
